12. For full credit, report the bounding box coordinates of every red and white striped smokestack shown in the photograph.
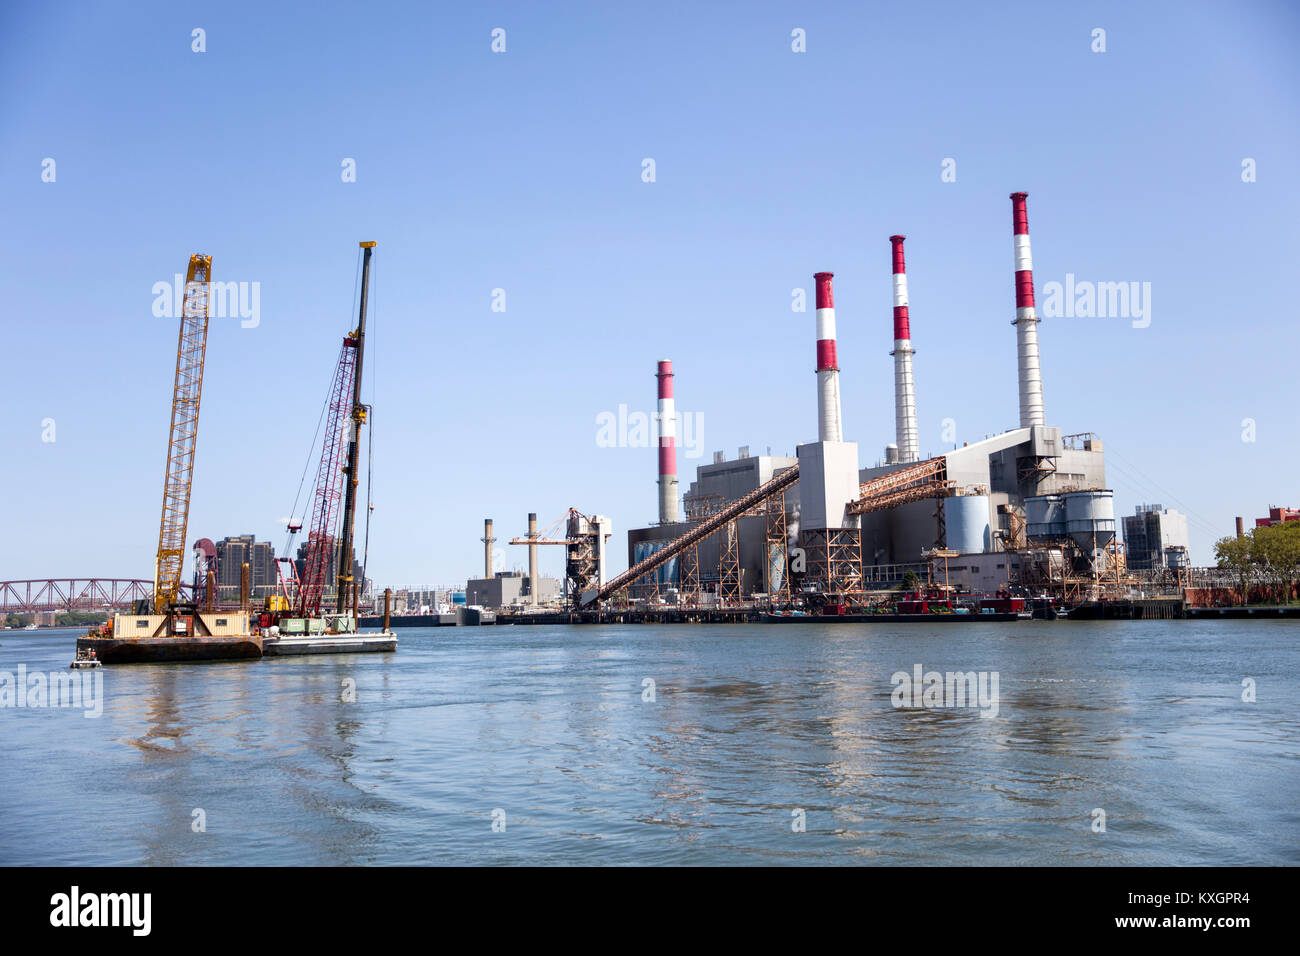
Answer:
[656,359,679,523]
[1010,192,1046,428]
[889,236,919,463]
[813,272,843,443]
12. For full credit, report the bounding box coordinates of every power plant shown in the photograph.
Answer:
[441,190,1212,619]
[600,191,1116,613]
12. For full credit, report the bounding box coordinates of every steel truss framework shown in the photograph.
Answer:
[678,543,701,604]
[848,456,953,515]
[802,528,866,608]
[718,519,741,602]
[593,466,801,605]
[564,510,602,600]
[299,337,358,617]
[153,255,211,612]
[1,579,195,614]
[599,455,973,608]
[764,489,789,604]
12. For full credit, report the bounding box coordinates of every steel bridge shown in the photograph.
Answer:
[0,579,194,614]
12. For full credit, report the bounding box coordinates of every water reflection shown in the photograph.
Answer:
[3,622,1297,864]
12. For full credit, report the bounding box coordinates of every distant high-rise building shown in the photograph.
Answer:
[1122,505,1189,571]
[215,534,278,599]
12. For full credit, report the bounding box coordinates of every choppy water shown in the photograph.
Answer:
[1,621,1296,865]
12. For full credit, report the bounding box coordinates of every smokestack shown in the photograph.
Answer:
[656,360,679,523]
[1235,516,1245,539]
[813,272,843,442]
[889,236,919,463]
[528,512,539,604]
[1010,192,1045,427]
[482,518,495,578]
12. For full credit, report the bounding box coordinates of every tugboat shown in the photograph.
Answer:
[70,647,102,669]
[1029,595,1060,620]
[977,588,1028,617]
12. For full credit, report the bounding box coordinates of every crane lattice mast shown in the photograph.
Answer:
[153,255,212,613]
[297,336,359,617]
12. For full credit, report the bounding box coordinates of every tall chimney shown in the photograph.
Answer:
[481,518,495,578]
[527,512,539,604]
[889,236,919,463]
[656,359,679,523]
[1235,516,1245,539]
[1010,192,1045,428]
[813,272,843,442]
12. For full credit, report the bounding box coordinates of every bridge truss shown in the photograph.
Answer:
[0,579,195,615]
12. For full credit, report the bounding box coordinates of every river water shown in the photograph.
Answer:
[1,621,1296,865]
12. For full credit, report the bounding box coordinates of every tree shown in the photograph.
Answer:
[1251,522,1300,604]
[1214,534,1253,605]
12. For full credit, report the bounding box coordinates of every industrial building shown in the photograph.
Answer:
[458,512,609,608]
[611,192,1117,607]
[390,587,465,614]
[1254,506,1300,528]
[628,449,797,598]
[1123,504,1190,570]
[466,571,563,608]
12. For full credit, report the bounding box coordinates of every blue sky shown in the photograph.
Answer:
[1,0,1297,585]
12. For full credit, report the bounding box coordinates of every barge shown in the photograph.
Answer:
[79,609,395,664]
[75,244,395,665]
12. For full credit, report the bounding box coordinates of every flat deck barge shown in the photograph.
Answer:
[76,633,263,664]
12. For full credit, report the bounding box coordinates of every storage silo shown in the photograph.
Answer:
[946,494,991,554]
[1064,490,1116,551]
[1026,494,1066,541]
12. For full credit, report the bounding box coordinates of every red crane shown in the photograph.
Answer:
[296,335,358,617]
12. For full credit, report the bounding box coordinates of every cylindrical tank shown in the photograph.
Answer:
[767,542,786,593]
[1026,494,1065,540]
[1064,490,1116,551]
[946,495,991,554]
[885,443,899,464]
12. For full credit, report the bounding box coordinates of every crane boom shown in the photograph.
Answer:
[153,254,212,613]
[297,335,359,617]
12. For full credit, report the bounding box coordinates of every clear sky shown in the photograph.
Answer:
[2,0,1297,586]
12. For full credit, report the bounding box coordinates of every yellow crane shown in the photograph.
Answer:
[153,254,212,612]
